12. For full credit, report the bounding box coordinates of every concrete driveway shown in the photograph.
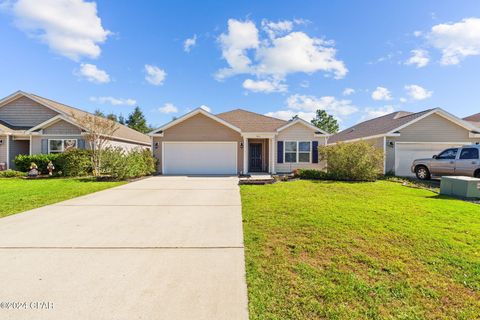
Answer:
[0,176,248,320]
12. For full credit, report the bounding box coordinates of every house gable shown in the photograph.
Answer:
[162,113,242,140]
[396,113,474,142]
[0,96,59,128]
[42,119,82,135]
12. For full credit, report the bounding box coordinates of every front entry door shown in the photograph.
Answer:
[249,143,262,172]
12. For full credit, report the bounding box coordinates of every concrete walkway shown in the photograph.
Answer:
[0,176,248,320]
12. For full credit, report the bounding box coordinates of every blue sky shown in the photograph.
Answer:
[0,0,479,129]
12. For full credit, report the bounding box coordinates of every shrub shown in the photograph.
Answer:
[319,141,384,181]
[56,149,93,177]
[100,147,156,180]
[298,169,329,180]
[14,154,63,174]
[0,169,26,178]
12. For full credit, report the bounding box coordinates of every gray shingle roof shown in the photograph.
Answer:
[328,109,434,143]
[29,93,151,144]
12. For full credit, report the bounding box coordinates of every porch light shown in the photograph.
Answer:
[0,139,3,145]
[240,142,244,148]
[154,142,159,149]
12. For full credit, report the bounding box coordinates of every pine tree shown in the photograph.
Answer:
[311,110,339,133]
[126,106,150,133]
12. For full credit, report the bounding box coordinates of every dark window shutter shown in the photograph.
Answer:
[312,141,319,163]
[78,139,85,149]
[277,141,284,163]
[41,139,48,154]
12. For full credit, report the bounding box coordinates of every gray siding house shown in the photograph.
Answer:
[0,91,151,170]
[329,108,480,177]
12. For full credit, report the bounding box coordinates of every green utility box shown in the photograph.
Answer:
[440,176,480,199]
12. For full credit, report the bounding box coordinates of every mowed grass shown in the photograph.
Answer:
[241,180,480,320]
[0,178,125,218]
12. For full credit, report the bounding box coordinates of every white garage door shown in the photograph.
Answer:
[163,142,237,175]
[395,143,465,177]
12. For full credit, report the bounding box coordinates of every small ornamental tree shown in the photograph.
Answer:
[70,112,119,176]
[319,141,384,181]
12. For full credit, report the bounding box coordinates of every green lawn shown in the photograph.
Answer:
[241,180,480,320]
[0,178,125,218]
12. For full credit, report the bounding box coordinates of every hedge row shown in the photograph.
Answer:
[14,147,156,180]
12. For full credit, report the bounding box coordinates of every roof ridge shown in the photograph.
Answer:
[217,108,287,122]
[28,92,148,136]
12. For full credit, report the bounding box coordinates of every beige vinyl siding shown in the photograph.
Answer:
[105,139,148,152]
[152,113,243,174]
[384,113,480,173]
[0,96,58,127]
[275,123,327,173]
[9,138,29,169]
[0,135,7,167]
[43,120,82,135]
[31,135,84,154]
[395,113,479,142]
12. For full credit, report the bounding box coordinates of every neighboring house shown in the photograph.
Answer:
[329,108,480,177]
[150,108,329,175]
[0,91,150,170]
[464,113,480,128]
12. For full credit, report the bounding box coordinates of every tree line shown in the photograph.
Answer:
[94,106,153,134]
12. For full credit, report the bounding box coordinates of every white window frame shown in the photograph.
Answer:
[48,139,78,154]
[284,141,312,164]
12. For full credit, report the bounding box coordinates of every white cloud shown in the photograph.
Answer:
[427,18,480,65]
[342,88,355,96]
[145,64,167,86]
[371,86,392,101]
[216,19,347,83]
[158,103,178,114]
[261,19,293,39]
[9,0,110,60]
[265,110,315,122]
[405,84,432,100]
[299,80,309,88]
[199,105,211,112]
[361,105,395,121]
[184,34,197,52]
[399,97,407,103]
[77,63,110,83]
[216,19,259,79]
[265,94,357,123]
[242,78,287,93]
[286,94,358,117]
[405,49,429,68]
[90,96,136,106]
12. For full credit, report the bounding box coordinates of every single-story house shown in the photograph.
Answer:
[0,91,151,170]
[464,112,480,128]
[149,108,329,175]
[329,108,480,177]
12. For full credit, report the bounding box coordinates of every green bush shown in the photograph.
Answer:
[298,169,330,180]
[56,149,92,177]
[0,169,27,178]
[319,141,384,181]
[14,154,63,174]
[100,147,156,180]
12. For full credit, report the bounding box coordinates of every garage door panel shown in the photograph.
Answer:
[164,142,237,175]
[395,143,464,177]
